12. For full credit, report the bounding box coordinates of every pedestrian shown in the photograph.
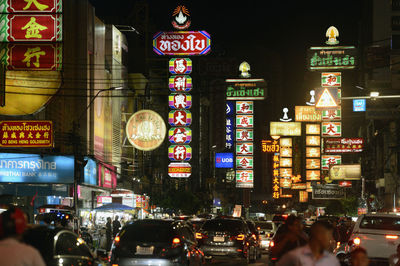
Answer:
[276,220,340,266]
[351,247,370,266]
[112,215,121,237]
[389,244,400,265]
[106,217,112,251]
[0,207,46,266]
[270,215,308,261]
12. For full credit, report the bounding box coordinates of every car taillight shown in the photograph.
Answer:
[386,235,399,240]
[269,240,275,247]
[353,237,361,245]
[172,237,181,247]
[195,232,207,239]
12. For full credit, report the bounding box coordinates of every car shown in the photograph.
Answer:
[336,213,400,264]
[109,219,204,266]
[255,221,277,252]
[196,217,256,264]
[22,225,104,266]
[189,217,207,232]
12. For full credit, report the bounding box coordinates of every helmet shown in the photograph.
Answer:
[0,207,27,238]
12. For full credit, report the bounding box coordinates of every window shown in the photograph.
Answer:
[55,232,92,258]
[255,222,273,230]
[360,216,400,231]
[202,219,245,234]
[120,222,174,243]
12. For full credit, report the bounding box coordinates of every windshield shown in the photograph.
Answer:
[359,216,400,231]
[202,219,244,233]
[120,222,174,243]
[255,222,273,230]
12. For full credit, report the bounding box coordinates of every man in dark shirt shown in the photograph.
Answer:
[106,217,112,251]
[112,216,121,238]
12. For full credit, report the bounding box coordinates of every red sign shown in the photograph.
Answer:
[168,162,191,178]
[5,0,62,13]
[7,14,62,42]
[324,138,364,153]
[339,181,352,187]
[98,163,117,189]
[0,120,53,147]
[153,31,211,56]
[5,43,61,70]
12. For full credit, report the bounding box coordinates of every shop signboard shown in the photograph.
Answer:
[329,164,361,180]
[97,196,112,207]
[295,106,322,122]
[236,156,253,169]
[306,124,320,135]
[321,72,341,87]
[299,191,308,202]
[236,101,254,114]
[312,184,345,199]
[226,101,234,116]
[315,88,339,109]
[168,127,192,144]
[322,122,342,137]
[83,156,97,186]
[168,110,192,126]
[339,181,352,187]
[168,145,192,161]
[236,142,254,155]
[306,135,321,146]
[215,153,234,168]
[270,122,301,136]
[280,178,292,188]
[308,46,357,70]
[169,75,192,92]
[153,31,211,56]
[306,170,321,181]
[306,147,321,158]
[98,163,117,189]
[168,162,191,178]
[236,115,254,128]
[280,158,292,167]
[280,147,293,157]
[291,183,307,190]
[0,120,53,147]
[169,58,192,74]
[0,0,62,13]
[226,78,267,100]
[322,108,342,120]
[0,153,74,183]
[280,138,292,147]
[236,129,253,142]
[168,93,192,109]
[261,139,280,153]
[236,170,253,188]
[272,153,280,199]
[226,117,234,150]
[306,158,321,170]
[324,138,363,153]
[321,155,342,170]
[353,99,366,112]
[0,14,62,42]
[280,168,292,178]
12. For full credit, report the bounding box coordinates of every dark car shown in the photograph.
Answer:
[110,219,204,266]
[22,226,103,266]
[196,217,257,264]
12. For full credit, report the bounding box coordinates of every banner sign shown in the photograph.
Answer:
[236,170,253,188]
[0,120,53,147]
[236,101,254,114]
[168,127,192,144]
[0,153,74,183]
[168,145,192,161]
[0,0,62,13]
[226,117,234,150]
[236,156,254,169]
[98,163,117,189]
[168,110,192,126]
[0,14,62,42]
[324,138,364,153]
[321,155,342,170]
[308,46,357,70]
[168,162,191,178]
[272,153,280,199]
[169,58,192,74]
[261,139,280,153]
[215,153,234,168]
[295,106,322,122]
[322,122,342,137]
[169,75,192,92]
[270,122,301,136]
[168,93,192,109]
[312,184,345,199]
[226,78,267,100]
[236,115,254,128]
[329,164,361,180]
[236,129,253,142]
[321,72,341,87]
[236,142,254,155]
[322,108,342,120]
[153,31,211,56]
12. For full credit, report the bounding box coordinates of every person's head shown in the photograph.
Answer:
[351,247,369,266]
[0,207,27,240]
[114,216,119,221]
[107,217,111,222]
[309,220,334,251]
[286,215,303,234]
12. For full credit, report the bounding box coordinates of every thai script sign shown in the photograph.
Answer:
[270,122,301,136]
[312,184,345,199]
[0,120,53,147]
[226,78,266,100]
[308,46,357,70]
[153,31,211,56]
[324,138,364,153]
[295,106,322,122]
[261,139,280,153]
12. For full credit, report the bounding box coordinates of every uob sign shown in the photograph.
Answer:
[215,153,234,168]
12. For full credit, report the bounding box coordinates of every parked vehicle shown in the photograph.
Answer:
[255,221,277,252]
[22,226,104,266]
[196,216,257,264]
[109,219,204,265]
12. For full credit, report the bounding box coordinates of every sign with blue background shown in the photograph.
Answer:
[215,152,234,168]
[83,156,97,185]
[353,99,366,112]
[0,153,74,183]
[226,101,235,116]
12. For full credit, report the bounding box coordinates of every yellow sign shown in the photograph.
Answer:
[280,147,292,157]
[306,147,320,158]
[326,26,339,45]
[295,106,322,122]
[270,122,301,136]
[306,170,321,181]
[306,124,320,135]
[306,159,320,169]
[280,168,292,178]
[329,164,361,180]
[306,135,321,146]
[280,158,292,168]
[280,138,292,147]
[280,178,292,188]
[299,191,308,202]
[316,88,338,108]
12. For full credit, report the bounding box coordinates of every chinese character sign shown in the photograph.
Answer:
[169,58,192,74]
[153,31,211,56]
[0,0,62,13]
[236,129,253,142]
[322,122,342,137]
[272,153,280,199]
[168,93,192,109]
[236,115,254,128]
[0,120,53,147]
[168,145,192,161]
[168,127,192,144]
[226,117,234,150]
[169,75,192,92]
[236,101,254,114]
[168,110,192,126]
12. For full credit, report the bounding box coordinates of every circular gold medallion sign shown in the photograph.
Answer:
[126,110,166,151]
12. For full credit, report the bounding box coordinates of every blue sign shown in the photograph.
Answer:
[226,101,235,116]
[226,117,234,150]
[213,198,221,207]
[215,153,234,168]
[0,153,74,184]
[353,99,366,112]
[83,156,97,185]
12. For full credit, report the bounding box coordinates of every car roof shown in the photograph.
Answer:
[361,213,400,218]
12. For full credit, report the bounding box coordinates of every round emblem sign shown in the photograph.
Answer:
[126,110,166,151]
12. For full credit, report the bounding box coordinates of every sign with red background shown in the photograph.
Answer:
[3,0,62,13]
[0,120,53,147]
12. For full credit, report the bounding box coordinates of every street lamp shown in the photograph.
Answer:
[370,91,380,100]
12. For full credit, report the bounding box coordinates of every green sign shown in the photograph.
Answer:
[226,78,267,100]
[321,155,342,170]
[308,46,357,70]
[236,156,254,169]
[322,108,342,120]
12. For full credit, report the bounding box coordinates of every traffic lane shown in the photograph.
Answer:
[204,254,269,265]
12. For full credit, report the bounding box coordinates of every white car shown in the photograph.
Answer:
[338,213,400,264]
[255,221,277,252]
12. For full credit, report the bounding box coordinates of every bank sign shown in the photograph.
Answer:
[0,153,74,183]
[215,153,234,168]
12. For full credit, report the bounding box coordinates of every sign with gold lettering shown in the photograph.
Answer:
[0,0,62,13]
[306,124,320,135]
[270,122,301,136]
[295,106,322,122]
[0,120,53,147]
[261,139,279,153]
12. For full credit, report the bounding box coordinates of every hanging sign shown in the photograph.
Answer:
[270,122,301,136]
[261,139,280,153]
[324,138,364,153]
[322,122,342,137]
[226,78,267,100]
[295,106,322,122]
[280,158,292,168]
[306,147,321,158]
[329,164,361,180]
[306,159,321,170]
[168,93,192,109]
[306,124,320,135]
[280,138,292,147]
[169,75,192,92]
[169,58,192,74]
[168,127,192,144]
[0,0,62,13]
[321,72,341,87]
[280,168,292,178]
[236,128,253,142]
[236,101,254,114]
[168,162,191,178]
[236,156,254,169]
[168,110,192,126]
[0,120,53,147]
[280,178,292,188]
[307,46,357,70]
[306,170,321,181]
[315,88,339,109]
[236,170,254,188]
[236,142,254,155]
[236,115,254,128]
[306,135,321,146]
[280,147,293,157]
[168,145,192,161]
[322,108,342,120]
[153,31,211,56]
[321,155,342,170]
[272,153,280,199]
[0,14,62,42]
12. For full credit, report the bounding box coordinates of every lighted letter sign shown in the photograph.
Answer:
[168,127,192,144]
[280,178,292,188]
[236,101,254,114]
[322,122,342,137]
[280,138,292,147]
[295,106,322,122]
[169,58,192,74]
[306,170,321,181]
[270,122,301,136]
[0,120,53,147]
[226,117,234,150]
[236,156,254,169]
[306,147,321,158]
[308,46,357,70]
[236,170,254,188]
[329,164,361,180]
[153,31,211,56]
[168,93,192,109]
[324,138,363,153]
[306,159,321,170]
[280,168,292,178]
[321,72,341,87]
[315,88,338,109]
[280,158,292,168]
[280,147,293,157]
[215,153,234,168]
[168,110,192,126]
[261,140,280,153]
[168,145,192,161]
[272,153,280,199]
[306,135,321,146]
[226,78,267,100]
[322,108,342,120]
[168,162,191,178]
